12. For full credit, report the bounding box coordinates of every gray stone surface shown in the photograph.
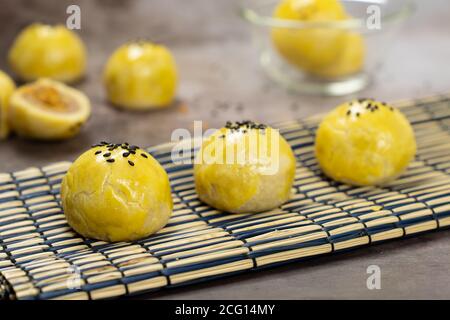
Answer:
[0,0,449,299]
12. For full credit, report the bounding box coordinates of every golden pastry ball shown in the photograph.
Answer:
[315,99,416,186]
[0,70,16,139]
[8,24,86,83]
[103,41,178,110]
[271,0,365,78]
[61,143,173,242]
[194,121,296,213]
[8,78,90,140]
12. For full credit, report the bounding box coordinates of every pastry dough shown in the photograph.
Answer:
[8,79,90,140]
[103,41,178,110]
[315,99,416,186]
[61,143,173,242]
[8,24,86,83]
[0,70,16,139]
[194,121,296,213]
[271,0,365,78]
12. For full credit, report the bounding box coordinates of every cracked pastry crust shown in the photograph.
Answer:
[315,99,416,186]
[61,143,173,242]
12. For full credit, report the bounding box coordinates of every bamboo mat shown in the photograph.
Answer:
[1,94,450,300]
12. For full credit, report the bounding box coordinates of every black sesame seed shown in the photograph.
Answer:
[123,152,130,157]
[95,151,102,155]
[346,110,351,116]
[106,159,115,163]
[103,153,111,157]
[141,153,148,158]
[356,112,360,117]
[128,160,135,166]
[224,120,267,133]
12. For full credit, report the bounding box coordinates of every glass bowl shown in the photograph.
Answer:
[241,0,414,96]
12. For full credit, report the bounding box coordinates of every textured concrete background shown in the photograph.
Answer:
[1,0,450,299]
